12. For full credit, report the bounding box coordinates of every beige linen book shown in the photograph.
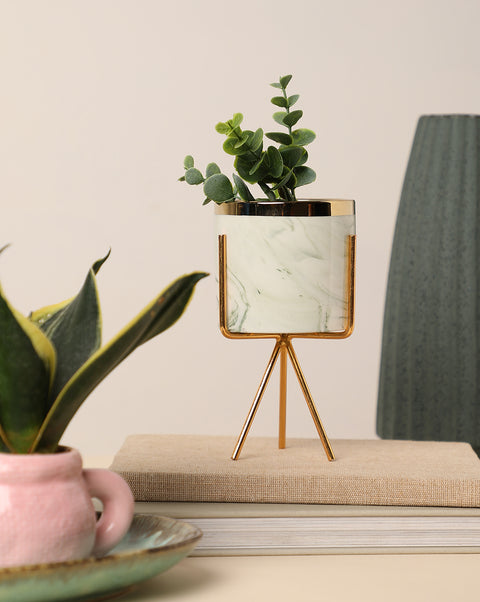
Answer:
[111,435,480,507]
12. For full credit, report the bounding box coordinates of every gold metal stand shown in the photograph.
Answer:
[219,234,356,461]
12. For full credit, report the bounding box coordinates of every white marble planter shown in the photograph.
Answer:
[216,200,355,334]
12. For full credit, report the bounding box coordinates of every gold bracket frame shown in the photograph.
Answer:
[219,233,356,461]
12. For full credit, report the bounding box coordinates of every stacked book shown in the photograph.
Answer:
[110,435,480,555]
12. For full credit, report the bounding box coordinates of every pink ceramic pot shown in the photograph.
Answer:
[0,447,134,567]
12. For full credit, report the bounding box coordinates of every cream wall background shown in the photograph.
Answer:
[1,0,479,456]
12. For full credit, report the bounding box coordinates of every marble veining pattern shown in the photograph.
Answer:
[216,214,355,333]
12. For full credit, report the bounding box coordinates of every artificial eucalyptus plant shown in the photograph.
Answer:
[180,74,316,204]
[0,245,207,453]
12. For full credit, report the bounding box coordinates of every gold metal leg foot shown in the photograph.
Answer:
[231,339,283,460]
[286,340,335,461]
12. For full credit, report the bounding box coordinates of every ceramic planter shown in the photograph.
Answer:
[0,447,134,567]
[216,199,356,334]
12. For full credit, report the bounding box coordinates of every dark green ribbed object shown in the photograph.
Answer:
[377,115,480,453]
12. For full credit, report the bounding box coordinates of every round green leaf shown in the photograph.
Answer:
[184,155,194,169]
[280,146,305,168]
[292,128,316,146]
[283,110,303,127]
[287,94,300,107]
[235,157,260,184]
[203,174,235,202]
[294,166,316,187]
[271,96,288,108]
[273,112,288,126]
[215,122,230,134]
[267,146,283,178]
[223,137,244,156]
[233,174,255,202]
[230,113,243,128]
[265,132,293,145]
[279,74,292,88]
[249,128,264,152]
[206,163,221,178]
[185,168,204,185]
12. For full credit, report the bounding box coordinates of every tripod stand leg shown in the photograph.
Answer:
[279,342,287,449]
[231,339,283,460]
[286,340,335,461]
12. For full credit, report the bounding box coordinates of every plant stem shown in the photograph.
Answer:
[282,86,292,136]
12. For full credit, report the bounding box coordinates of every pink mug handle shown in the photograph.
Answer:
[83,468,134,557]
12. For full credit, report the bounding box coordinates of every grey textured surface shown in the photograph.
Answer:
[377,115,480,452]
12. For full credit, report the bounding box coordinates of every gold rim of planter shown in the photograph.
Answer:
[214,199,355,217]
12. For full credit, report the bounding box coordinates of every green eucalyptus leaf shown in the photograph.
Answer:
[272,168,295,191]
[223,137,244,156]
[234,157,260,184]
[178,176,186,182]
[271,96,288,108]
[249,153,268,176]
[294,165,316,187]
[267,146,283,178]
[185,168,205,185]
[205,163,221,178]
[279,74,292,88]
[30,272,208,452]
[265,132,293,145]
[250,128,264,152]
[292,128,316,146]
[233,174,255,202]
[280,146,306,168]
[234,132,250,149]
[184,155,194,169]
[287,94,300,107]
[202,198,212,205]
[230,113,243,128]
[203,173,235,202]
[215,122,230,134]
[259,182,277,201]
[270,82,282,89]
[273,112,288,126]
[283,110,303,127]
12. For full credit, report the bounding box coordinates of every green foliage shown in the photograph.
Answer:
[0,249,207,453]
[179,74,316,203]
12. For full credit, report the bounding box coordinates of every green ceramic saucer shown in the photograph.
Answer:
[0,514,202,602]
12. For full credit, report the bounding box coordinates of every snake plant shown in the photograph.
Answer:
[0,246,207,453]
[179,74,316,204]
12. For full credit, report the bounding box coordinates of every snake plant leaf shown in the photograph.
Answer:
[29,253,110,403]
[30,272,208,453]
[36,269,103,405]
[29,251,110,327]
[0,292,56,453]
